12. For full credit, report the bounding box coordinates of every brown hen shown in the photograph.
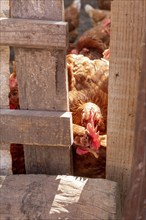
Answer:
[67,54,109,93]
[65,0,81,43]
[77,16,111,49]
[85,4,111,27]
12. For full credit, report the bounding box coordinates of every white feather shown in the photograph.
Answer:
[73,0,81,12]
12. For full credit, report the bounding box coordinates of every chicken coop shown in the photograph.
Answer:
[0,0,146,219]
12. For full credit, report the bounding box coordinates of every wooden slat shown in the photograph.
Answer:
[15,48,69,111]
[0,175,121,219]
[122,34,146,220]
[0,0,12,175]
[0,0,9,17]
[0,109,73,146]
[0,18,68,49]
[0,1,10,109]
[106,0,146,203]
[0,46,10,109]
[9,0,71,174]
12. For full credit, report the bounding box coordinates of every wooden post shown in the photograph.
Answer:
[122,34,146,220]
[0,0,12,175]
[106,0,146,203]
[0,0,73,174]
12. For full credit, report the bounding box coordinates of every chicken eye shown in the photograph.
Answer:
[12,91,17,96]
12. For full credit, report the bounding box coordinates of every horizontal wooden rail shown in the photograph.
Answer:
[0,18,68,49]
[0,175,121,219]
[0,109,73,146]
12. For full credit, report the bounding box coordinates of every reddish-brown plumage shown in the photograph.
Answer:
[76,37,106,60]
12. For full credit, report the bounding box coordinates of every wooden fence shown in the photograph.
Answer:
[0,0,73,175]
[0,0,146,218]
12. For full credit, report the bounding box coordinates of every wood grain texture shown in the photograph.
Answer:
[0,109,73,146]
[15,48,69,111]
[0,18,68,49]
[106,0,146,202]
[0,46,10,109]
[0,0,9,17]
[0,175,121,219]
[0,149,12,175]
[122,34,146,220]
[10,0,64,20]
[9,0,72,174]
[24,146,72,175]
[0,0,12,175]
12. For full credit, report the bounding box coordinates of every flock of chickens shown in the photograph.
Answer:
[9,0,112,178]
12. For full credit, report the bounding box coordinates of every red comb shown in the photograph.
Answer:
[87,123,100,150]
[103,18,111,28]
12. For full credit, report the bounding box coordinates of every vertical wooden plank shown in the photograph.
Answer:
[122,34,146,220]
[0,0,12,175]
[10,0,72,175]
[0,0,10,109]
[10,0,68,111]
[106,0,146,203]
[0,46,10,109]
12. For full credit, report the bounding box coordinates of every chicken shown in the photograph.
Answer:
[72,108,102,159]
[70,100,103,127]
[67,54,109,93]
[66,49,109,177]
[98,0,112,11]
[77,19,111,49]
[73,140,106,178]
[103,48,110,60]
[72,108,107,178]
[76,37,106,60]
[85,4,111,27]
[73,124,90,147]
[69,89,107,134]
[65,0,81,43]
[9,61,19,109]
[72,123,101,158]
[67,53,109,134]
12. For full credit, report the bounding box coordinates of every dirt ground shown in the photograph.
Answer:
[64,0,99,36]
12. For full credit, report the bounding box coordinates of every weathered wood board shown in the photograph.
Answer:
[0,46,10,109]
[15,48,68,111]
[0,0,9,17]
[10,0,69,112]
[106,0,146,203]
[0,109,72,146]
[24,146,72,175]
[0,18,68,49]
[9,0,72,174]
[0,175,121,220]
[0,0,10,109]
[122,34,146,220]
[0,0,12,175]
[10,0,64,21]
[0,148,12,175]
